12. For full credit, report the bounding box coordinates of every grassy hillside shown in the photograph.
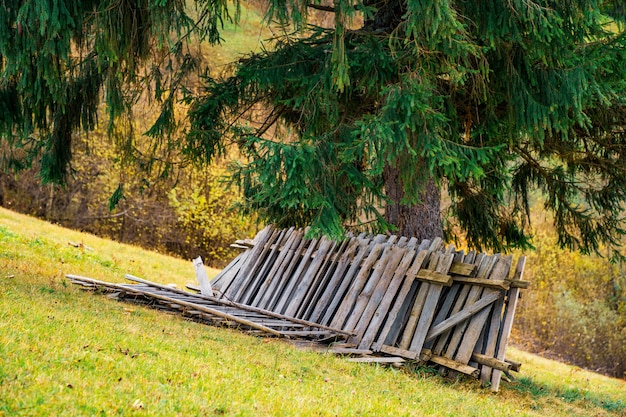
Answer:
[1,207,625,416]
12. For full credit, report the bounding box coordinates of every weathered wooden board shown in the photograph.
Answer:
[70,225,528,391]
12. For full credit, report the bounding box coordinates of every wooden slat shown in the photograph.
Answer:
[454,255,512,365]
[491,256,526,392]
[398,249,441,350]
[296,239,342,319]
[356,248,416,350]
[479,280,508,385]
[273,236,319,314]
[347,357,405,364]
[329,242,386,329]
[344,245,405,336]
[252,229,304,309]
[242,227,293,305]
[284,237,334,318]
[319,240,372,326]
[408,252,455,353]
[121,274,353,336]
[226,226,279,301]
[371,241,431,351]
[429,355,480,378]
[265,230,311,311]
[442,253,499,359]
[67,274,284,337]
[307,238,361,324]
[424,290,501,343]
[449,261,475,276]
[451,277,510,291]
[379,345,418,360]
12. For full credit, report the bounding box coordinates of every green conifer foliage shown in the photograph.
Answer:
[0,0,231,182]
[186,1,626,256]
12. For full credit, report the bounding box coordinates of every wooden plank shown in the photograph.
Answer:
[297,238,350,321]
[266,230,311,311]
[193,256,214,297]
[491,256,526,392]
[454,255,512,365]
[441,253,499,359]
[371,241,431,351]
[449,261,475,276]
[415,270,453,285]
[67,274,285,337]
[284,237,334,318]
[252,229,303,308]
[451,277,510,291]
[308,238,361,324]
[328,348,373,355]
[347,357,405,364]
[226,226,278,301]
[220,225,271,297]
[329,242,386,329]
[479,280,507,386]
[398,251,441,349]
[273,236,319,314]
[432,284,470,355]
[297,239,343,320]
[242,227,293,305]
[398,280,431,349]
[408,252,455,353]
[319,239,372,326]
[357,248,417,350]
[424,291,501,342]
[424,283,461,350]
[121,274,354,336]
[507,279,531,289]
[379,345,418,360]
[429,355,480,378]
[344,245,406,337]
[471,353,512,373]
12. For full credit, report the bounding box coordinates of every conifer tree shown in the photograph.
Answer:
[2,1,626,257]
[0,0,230,183]
[186,0,626,256]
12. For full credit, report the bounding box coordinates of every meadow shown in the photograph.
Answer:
[1,207,625,416]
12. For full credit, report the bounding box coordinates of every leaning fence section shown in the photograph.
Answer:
[211,226,528,391]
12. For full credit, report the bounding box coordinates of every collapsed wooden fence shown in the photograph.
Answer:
[68,225,528,392]
[211,226,528,391]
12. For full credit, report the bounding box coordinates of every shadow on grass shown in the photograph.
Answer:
[510,377,626,414]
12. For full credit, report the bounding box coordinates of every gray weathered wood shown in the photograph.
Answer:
[307,238,361,323]
[344,245,405,336]
[408,252,454,353]
[320,239,372,326]
[330,242,386,329]
[253,229,304,308]
[193,256,214,297]
[357,248,417,350]
[491,256,526,392]
[273,236,319,314]
[284,237,334,318]
[454,255,511,365]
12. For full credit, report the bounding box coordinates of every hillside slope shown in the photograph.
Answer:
[0,207,624,416]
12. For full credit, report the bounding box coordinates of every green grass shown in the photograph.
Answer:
[1,206,625,416]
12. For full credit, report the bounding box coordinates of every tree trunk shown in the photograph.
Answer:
[363,0,443,241]
[383,164,443,241]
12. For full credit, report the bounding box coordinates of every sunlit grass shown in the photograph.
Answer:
[1,207,625,416]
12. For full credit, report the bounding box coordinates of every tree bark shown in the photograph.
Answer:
[362,0,444,240]
[383,164,443,241]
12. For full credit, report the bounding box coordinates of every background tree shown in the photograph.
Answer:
[186,0,626,256]
[0,0,230,185]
